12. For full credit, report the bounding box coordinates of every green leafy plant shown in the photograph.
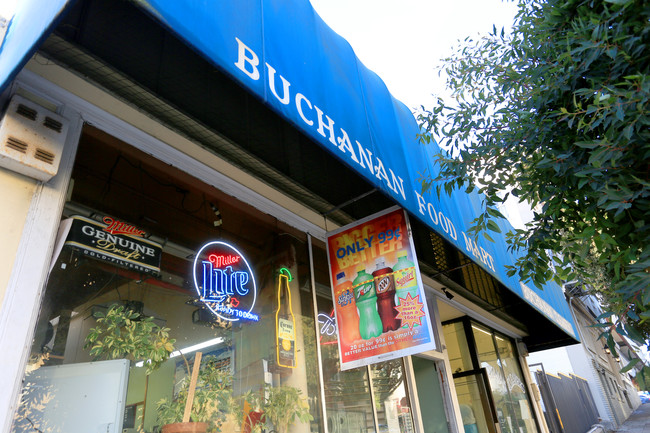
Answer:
[84,304,175,375]
[263,385,312,433]
[417,0,650,373]
[235,385,312,433]
[156,356,235,433]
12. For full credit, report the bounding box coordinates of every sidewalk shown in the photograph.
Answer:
[614,402,650,432]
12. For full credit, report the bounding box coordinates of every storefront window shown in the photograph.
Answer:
[313,244,375,433]
[472,323,511,433]
[370,360,414,433]
[443,319,536,433]
[10,128,321,433]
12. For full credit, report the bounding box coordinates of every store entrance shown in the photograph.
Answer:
[411,356,450,433]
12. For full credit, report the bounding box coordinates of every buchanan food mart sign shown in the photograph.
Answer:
[1,0,577,340]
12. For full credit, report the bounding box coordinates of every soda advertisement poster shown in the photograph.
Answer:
[326,207,437,370]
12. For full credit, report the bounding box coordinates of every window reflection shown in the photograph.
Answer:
[370,360,414,433]
[494,337,536,433]
[453,374,492,433]
[446,322,474,374]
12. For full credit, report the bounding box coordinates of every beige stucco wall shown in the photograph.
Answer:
[0,168,37,309]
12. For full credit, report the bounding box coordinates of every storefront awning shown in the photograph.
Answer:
[0,0,71,97]
[1,0,578,342]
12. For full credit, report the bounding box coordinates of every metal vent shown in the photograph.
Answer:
[16,104,37,121]
[43,116,63,133]
[6,136,28,153]
[0,94,69,181]
[35,148,55,164]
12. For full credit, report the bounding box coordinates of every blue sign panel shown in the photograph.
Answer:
[135,0,577,340]
[0,0,71,94]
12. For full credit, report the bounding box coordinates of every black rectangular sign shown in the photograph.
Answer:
[64,215,162,275]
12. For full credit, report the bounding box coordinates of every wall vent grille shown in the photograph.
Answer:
[35,149,56,164]
[43,116,63,133]
[6,136,28,153]
[16,104,37,121]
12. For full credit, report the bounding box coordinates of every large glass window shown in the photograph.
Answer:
[11,128,321,433]
[453,374,493,433]
[313,245,375,433]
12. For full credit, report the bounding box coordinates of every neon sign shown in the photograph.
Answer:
[102,216,147,237]
[193,241,259,322]
[276,268,296,368]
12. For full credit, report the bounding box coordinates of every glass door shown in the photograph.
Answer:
[442,319,505,433]
[453,369,499,433]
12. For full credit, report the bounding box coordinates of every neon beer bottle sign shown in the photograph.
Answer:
[193,241,259,322]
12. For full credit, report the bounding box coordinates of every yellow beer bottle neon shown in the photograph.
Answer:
[275,267,296,368]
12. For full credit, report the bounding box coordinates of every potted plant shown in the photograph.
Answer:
[84,304,176,375]
[263,385,312,433]
[238,384,312,433]
[156,352,236,433]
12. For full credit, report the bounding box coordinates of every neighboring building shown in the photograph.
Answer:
[0,2,581,433]
[528,292,644,429]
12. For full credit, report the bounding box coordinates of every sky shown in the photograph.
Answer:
[309,0,518,111]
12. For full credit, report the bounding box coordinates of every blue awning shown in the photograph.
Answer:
[0,0,578,341]
[0,0,71,96]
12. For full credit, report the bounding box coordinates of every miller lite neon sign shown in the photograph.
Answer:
[193,241,259,322]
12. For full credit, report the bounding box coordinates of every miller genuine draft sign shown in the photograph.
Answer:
[64,215,162,275]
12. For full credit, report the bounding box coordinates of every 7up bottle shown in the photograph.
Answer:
[352,264,382,339]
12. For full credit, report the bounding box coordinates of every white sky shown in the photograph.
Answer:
[309,0,518,111]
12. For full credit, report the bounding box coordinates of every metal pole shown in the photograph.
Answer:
[308,234,329,433]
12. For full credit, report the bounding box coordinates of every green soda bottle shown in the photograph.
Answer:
[352,264,382,339]
[394,251,420,328]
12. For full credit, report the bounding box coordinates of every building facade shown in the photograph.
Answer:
[528,294,642,430]
[0,1,580,433]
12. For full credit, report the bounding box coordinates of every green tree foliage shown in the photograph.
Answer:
[417,0,649,376]
[156,357,235,432]
[84,304,175,375]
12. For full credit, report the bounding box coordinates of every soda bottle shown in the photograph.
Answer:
[393,251,420,328]
[373,257,401,332]
[352,264,382,339]
[334,271,361,346]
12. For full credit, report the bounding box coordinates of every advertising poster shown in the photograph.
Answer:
[327,207,437,370]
